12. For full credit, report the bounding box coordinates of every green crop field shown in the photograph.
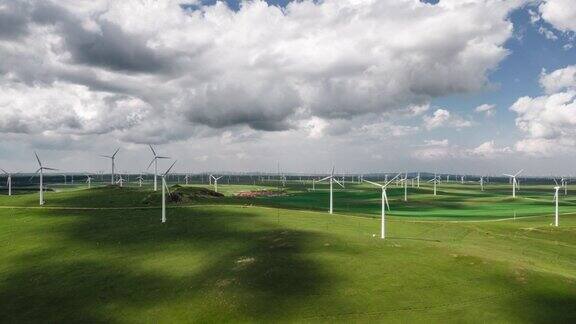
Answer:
[0,181,575,322]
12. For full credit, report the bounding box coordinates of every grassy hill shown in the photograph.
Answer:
[0,182,574,322]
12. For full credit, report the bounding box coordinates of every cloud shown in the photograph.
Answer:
[539,65,576,94]
[423,108,472,130]
[423,139,450,147]
[474,104,496,117]
[539,0,576,32]
[0,0,522,143]
[538,26,558,41]
[414,139,511,161]
[467,140,511,158]
[510,66,576,155]
[412,139,455,160]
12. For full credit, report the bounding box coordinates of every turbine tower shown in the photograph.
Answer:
[34,152,57,206]
[316,166,345,214]
[211,175,223,192]
[1,168,14,196]
[86,175,93,189]
[147,144,170,192]
[553,183,561,227]
[503,169,523,198]
[100,148,120,185]
[428,174,440,196]
[363,173,401,239]
[161,161,177,223]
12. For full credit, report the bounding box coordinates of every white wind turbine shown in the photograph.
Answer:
[116,174,126,187]
[561,177,569,196]
[363,173,401,239]
[317,166,345,214]
[161,161,177,223]
[428,174,440,196]
[86,175,93,189]
[147,144,170,192]
[100,148,120,185]
[0,168,15,196]
[211,175,223,192]
[553,180,561,227]
[401,173,408,202]
[503,169,523,198]
[479,176,485,191]
[184,174,190,185]
[136,174,144,187]
[34,152,57,206]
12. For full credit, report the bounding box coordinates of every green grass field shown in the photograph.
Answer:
[0,181,575,322]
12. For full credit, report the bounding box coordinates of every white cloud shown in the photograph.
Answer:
[423,109,472,130]
[539,0,576,32]
[538,26,558,41]
[474,104,496,117]
[413,139,454,161]
[467,140,511,158]
[0,0,521,145]
[511,66,576,155]
[423,139,450,147]
[539,65,576,94]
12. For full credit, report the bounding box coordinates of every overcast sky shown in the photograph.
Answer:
[0,0,575,175]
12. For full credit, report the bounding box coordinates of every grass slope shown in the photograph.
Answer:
[0,183,574,322]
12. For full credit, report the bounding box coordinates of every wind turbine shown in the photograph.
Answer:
[116,174,126,187]
[316,167,345,214]
[147,145,170,192]
[136,174,144,187]
[401,173,408,202]
[86,175,93,189]
[479,176,485,191]
[211,175,223,192]
[184,174,190,185]
[34,152,57,206]
[363,173,401,239]
[503,169,523,198]
[0,168,15,196]
[553,181,561,227]
[100,148,120,184]
[161,161,177,223]
[428,174,440,196]
[561,177,569,196]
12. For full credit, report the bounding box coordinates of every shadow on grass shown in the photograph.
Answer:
[0,205,344,322]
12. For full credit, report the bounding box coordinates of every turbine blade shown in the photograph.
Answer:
[503,174,514,177]
[43,167,58,171]
[112,148,120,158]
[146,158,156,170]
[0,168,7,175]
[333,178,344,188]
[34,151,42,167]
[385,173,401,187]
[317,175,331,182]
[163,160,177,176]
[148,144,157,157]
[515,169,524,176]
[363,179,383,188]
